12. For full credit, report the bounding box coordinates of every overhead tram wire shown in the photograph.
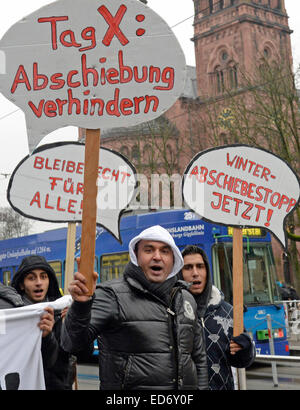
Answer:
[0,108,21,122]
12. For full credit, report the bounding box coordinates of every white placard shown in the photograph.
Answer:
[0,0,186,151]
[7,142,137,241]
[182,145,300,249]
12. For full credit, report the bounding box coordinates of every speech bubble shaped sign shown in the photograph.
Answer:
[7,142,137,242]
[182,145,300,249]
[0,0,186,151]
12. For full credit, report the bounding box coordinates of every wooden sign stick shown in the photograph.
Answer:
[232,227,247,390]
[80,129,100,295]
[64,222,77,295]
[64,128,85,295]
[233,227,244,337]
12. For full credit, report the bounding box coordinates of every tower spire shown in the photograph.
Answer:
[192,0,292,98]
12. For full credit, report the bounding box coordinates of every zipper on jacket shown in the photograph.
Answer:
[121,356,132,389]
[167,287,180,388]
[167,307,175,316]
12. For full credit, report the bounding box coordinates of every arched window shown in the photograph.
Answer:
[143,144,152,163]
[132,145,140,161]
[120,145,129,158]
[166,144,173,163]
[216,68,225,94]
[219,133,229,145]
[264,47,270,59]
[229,65,238,89]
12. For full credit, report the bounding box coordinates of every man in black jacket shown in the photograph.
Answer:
[62,225,208,390]
[180,245,256,390]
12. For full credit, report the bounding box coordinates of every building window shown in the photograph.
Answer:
[222,51,228,62]
[143,144,152,163]
[120,145,129,158]
[220,133,229,144]
[216,69,225,94]
[132,145,140,161]
[166,144,173,163]
[229,65,238,89]
[263,47,271,59]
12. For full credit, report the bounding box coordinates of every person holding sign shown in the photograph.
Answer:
[62,225,208,390]
[180,245,255,390]
[10,255,74,390]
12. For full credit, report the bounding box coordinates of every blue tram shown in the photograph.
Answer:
[0,209,289,355]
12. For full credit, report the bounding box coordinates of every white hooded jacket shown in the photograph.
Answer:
[128,225,184,279]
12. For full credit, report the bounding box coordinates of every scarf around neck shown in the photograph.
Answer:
[124,262,177,305]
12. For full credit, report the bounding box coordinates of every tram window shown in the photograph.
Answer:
[3,270,11,285]
[213,243,280,305]
[100,252,130,282]
[49,260,63,289]
[212,245,233,303]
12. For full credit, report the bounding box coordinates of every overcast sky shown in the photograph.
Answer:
[0,0,299,233]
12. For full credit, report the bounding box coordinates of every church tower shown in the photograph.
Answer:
[192,0,293,98]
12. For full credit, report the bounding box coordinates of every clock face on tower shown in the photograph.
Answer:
[218,107,235,129]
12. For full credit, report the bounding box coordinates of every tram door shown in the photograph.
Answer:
[0,266,17,285]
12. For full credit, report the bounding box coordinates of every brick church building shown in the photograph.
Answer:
[99,0,294,178]
[101,0,293,171]
[99,0,298,281]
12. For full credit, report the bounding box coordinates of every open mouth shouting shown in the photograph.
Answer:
[31,287,47,301]
[148,264,165,277]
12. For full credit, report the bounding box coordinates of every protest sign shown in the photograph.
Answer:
[182,144,300,358]
[7,142,137,241]
[1,0,185,294]
[182,145,300,249]
[0,0,186,151]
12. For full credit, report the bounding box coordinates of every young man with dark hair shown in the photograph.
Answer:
[9,255,74,390]
[180,245,255,390]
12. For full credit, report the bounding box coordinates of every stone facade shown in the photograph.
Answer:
[193,0,292,98]
[102,0,293,173]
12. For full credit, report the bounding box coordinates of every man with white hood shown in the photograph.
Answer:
[62,225,208,390]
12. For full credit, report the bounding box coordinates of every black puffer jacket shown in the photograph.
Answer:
[0,283,24,309]
[62,262,208,390]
